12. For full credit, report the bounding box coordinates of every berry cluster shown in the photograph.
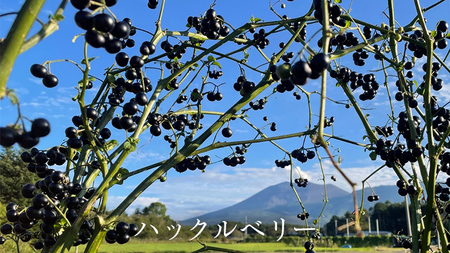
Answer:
[294,177,308,188]
[30,64,58,88]
[330,67,380,101]
[304,241,315,253]
[0,120,145,251]
[351,48,370,66]
[374,126,394,138]
[396,180,418,197]
[401,238,413,250]
[220,145,247,167]
[105,222,139,244]
[313,0,345,27]
[72,0,136,53]
[147,0,158,9]
[0,162,96,250]
[323,31,363,54]
[208,70,223,79]
[292,91,302,100]
[250,28,270,49]
[367,194,379,202]
[0,118,50,149]
[417,62,444,92]
[206,90,224,102]
[174,155,211,172]
[233,76,256,96]
[223,155,246,167]
[297,212,310,220]
[407,20,448,58]
[175,94,189,104]
[291,149,315,163]
[160,41,187,61]
[289,21,307,41]
[274,159,291,168]
[249,99,266,110]
[435,182,450,202]
[187,8,230,40]
[108,77,152,108]
[270,53,330,91]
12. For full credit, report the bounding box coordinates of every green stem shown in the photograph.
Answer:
[20,0,69,53]
[107,63,280,222]
[83,216,106,253]
[340,83,378,142]
[317,0,331,146]
[0,0,46,99]
[412,1,441,252]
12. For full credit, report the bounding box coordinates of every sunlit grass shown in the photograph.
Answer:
[69,241,398,253]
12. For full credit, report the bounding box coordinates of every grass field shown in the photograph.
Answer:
[68,241,405,253]
[0,240,405,253]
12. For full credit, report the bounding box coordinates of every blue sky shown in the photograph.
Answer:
[1,0,449,221]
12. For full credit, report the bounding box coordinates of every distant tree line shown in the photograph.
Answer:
[0,147,445,243]
[325,201,427,236]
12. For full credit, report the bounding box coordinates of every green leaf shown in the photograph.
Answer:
[52,14,65,21]
[250,16,262,23]
[334,0,342,2]
[244,52,249,59]
[313,219,318,225]
[416,87,424,95]
[103,140,119,151]
[369,151,377,161]
[431,31,437,37]
[207,55,216,62]
[81,57,99,65]
[345,20,351,28]
[7,90,19,105]
[212,61,222,69]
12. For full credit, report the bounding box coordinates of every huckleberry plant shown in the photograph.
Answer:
[0,0,449,252]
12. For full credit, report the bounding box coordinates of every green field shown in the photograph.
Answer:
[69,241,403,253]
[0,240,404,253]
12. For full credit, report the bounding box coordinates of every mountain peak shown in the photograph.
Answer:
[180,182,401,226]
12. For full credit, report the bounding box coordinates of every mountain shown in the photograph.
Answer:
[180,182,403,226]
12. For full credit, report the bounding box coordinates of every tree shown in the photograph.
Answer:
[0,147,40,207]
[0,0,449,253]
[370,201,408,235]
[141,202,166,217]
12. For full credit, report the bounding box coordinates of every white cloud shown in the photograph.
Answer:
[111,165,312,221]
[312,159,398,192]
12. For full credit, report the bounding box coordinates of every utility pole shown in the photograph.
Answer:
[368,215,371,234]
[405,196,412,236]
[335,219,338,236]
[244,216,248,239]
[376,219,379,236]
[346,218,350,237]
